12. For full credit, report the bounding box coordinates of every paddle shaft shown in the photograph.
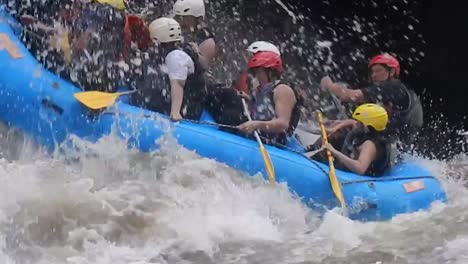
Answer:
[317,112,346,209]
[317,113,333,163]
[241,99,275,185]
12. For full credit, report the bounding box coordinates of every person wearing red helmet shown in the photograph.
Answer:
[368,53,401,81]
[236,51,302,145]
[321,53,423,147]
[203,42,282,131]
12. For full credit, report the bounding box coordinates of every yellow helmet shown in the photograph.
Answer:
[352,104,388,131]
[96,0,126,10]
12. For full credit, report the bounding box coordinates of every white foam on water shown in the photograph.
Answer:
[0,127,465,264]
[1,0,467,263]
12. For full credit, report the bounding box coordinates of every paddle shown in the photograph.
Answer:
[74,90,136,110]
[317,111,346,209]
[241,99,276,185]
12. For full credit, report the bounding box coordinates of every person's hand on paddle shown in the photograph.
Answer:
[237,91,251,101]
[322,142,338,155]
[170,112,183,122]
[237,120,261,134]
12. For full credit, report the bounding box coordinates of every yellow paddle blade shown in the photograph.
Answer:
[259,144,275,185]
[317,111,346,209]
[74,91,121,110]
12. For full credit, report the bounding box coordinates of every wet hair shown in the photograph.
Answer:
[267,68,282,80]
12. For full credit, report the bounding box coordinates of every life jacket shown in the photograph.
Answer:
[184,26,215,46]
[122,14,152,60]
[249,81,303,145]
[374,80,423,144]
[395,86,424,144]
[132,43,207,120]
[340,127,396,176]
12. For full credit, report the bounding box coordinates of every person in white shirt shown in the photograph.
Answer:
[144,17,207,121]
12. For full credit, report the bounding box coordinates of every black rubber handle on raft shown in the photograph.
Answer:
[41,99,64,115]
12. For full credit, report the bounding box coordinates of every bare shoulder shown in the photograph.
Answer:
[274,84,295,95]
[274,84,296,105]
[360,140,378,155]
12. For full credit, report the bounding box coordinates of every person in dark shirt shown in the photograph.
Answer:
[321,53,423,148]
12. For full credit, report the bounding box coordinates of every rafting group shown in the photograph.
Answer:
[2,0,424,177]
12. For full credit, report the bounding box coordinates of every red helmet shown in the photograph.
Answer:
[247,51,283,74]
[369,53,400,77]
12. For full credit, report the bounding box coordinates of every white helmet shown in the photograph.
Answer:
[148,17,182,43]
[247,41,281,56]
[173,0,205,18]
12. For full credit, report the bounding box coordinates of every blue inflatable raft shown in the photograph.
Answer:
[0,9,447,221]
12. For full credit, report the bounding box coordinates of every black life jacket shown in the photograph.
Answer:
[375,80,423,144]
[249,81,303,145]
[340,127,396,176]
[396,87,423,144]
[132,43,207,120]
[184,26,215,46]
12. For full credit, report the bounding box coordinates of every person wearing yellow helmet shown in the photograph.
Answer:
[321,103,395,176]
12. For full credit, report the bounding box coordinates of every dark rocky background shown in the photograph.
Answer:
[223,0,467,159]
[2,0,466,159]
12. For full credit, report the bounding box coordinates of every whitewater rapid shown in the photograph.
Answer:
[0,125,466,264]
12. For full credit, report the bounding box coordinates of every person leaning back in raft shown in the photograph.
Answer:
[317,103,397,176]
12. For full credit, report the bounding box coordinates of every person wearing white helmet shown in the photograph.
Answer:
[246,41,281,56]
[234,41,281,94]
[133,17,207,121]
[172,0,216,69]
